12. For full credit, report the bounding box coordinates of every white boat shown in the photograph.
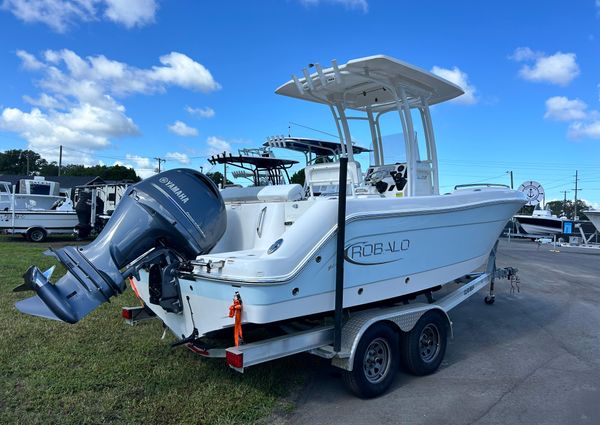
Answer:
[0,177,68,211]
[514,207,565,235]
[14,55,526,337]
[586,210,600,233]
[0,198,78,241]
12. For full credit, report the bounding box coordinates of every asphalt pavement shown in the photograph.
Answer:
[285,238,600,425]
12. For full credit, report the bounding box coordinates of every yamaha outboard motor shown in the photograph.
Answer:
[14,169,226,323]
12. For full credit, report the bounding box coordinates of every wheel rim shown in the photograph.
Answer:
[31,230,44,242]
[419,323,440,363]
[362,337,391,384]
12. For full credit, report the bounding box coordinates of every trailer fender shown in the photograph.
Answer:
[331,304,452,371]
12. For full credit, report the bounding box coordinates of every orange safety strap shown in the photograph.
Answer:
[128,277,144,306]
[228,292,243,346]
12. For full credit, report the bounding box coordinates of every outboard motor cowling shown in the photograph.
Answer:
[14,169,226,323]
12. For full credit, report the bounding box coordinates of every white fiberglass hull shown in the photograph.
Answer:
[130,188,526,339]
[587,211,600,232]
[0,194,65,211]
[513,215,563,236]
[0,210,78,233]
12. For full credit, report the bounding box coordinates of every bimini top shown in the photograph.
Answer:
[264,136,370,157]
[208,154,297,169]
[275,55,464,112]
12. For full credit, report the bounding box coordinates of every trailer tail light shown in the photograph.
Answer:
[226,350,243,369]
[121,308,133,320]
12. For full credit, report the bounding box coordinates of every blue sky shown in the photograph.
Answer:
[0,0,599,206]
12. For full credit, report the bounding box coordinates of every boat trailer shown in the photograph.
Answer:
[122,246,519,398]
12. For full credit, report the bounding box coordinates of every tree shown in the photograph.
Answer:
[61,164,139,181]
[290,168,305,186]
[0,149,45,175]
[546,199,590,220]
[206,171,232,186]
[0,149,140,181]
[39,161,59,176]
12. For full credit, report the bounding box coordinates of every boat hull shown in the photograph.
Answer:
[131,190,525,339]
[587,210,600,232]
[0,211,78,233]
[514,215,563,235]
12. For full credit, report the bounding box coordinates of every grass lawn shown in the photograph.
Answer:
[0,235,309,424]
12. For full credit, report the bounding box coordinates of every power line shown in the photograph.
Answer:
[288,121,339,139]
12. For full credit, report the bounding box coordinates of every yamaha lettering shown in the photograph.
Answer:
[344,238,409,266]
[159,177,190,204]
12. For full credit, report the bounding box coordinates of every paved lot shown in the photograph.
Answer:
[286,239,600,425]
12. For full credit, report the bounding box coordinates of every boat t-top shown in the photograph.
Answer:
[265,136,370,165]
[14,55,527,349]
[208,147,298,187]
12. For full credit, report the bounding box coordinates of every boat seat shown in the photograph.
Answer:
[221,186,263,202]
[305,161,362,196]
[257,184,303,202]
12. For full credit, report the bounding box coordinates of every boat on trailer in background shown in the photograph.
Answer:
[0,178,78,242]
[586,210,600,234]
[14,55,526,397]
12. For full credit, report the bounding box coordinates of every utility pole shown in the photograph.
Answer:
[26,152,30,176]
[573,170,581,220]
[154,157,165,173]
[222,151,227,187]
[560,190,569,217]
[58,145,63,176]
[506,170,513,189]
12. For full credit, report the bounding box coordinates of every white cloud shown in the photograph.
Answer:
[509,47,538,62]
[16,49,44,70]
[0,0,158,32]
[165,151,190,165]
[149,52,221,93]
[25,49,220,97]
[299,0,368,12]
[168,120,198,137]
[206,136,232,156]
[125,154,151,168]
[186,105,215,118]
[430,65,478,104]
[568,120,600,139]
[544,96,588,121]
[0,49,219,164]
[510,47,580,86]
[103,0,157,28]
[0,102,138,150]
[22,93,62,109]
[124,154,155,178]
[540,95,600,140]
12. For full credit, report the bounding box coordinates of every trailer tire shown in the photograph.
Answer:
[27,227,46,242]
[484,295,495,305]
[342,322,399,398]
[401,310,447,376]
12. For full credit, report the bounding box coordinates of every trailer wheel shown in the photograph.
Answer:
[401,310,447,376]
[27,227,46,242]
[342,322,399,398]
[484,295,495,305]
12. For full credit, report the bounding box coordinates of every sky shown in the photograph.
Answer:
[0,0,599,207]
